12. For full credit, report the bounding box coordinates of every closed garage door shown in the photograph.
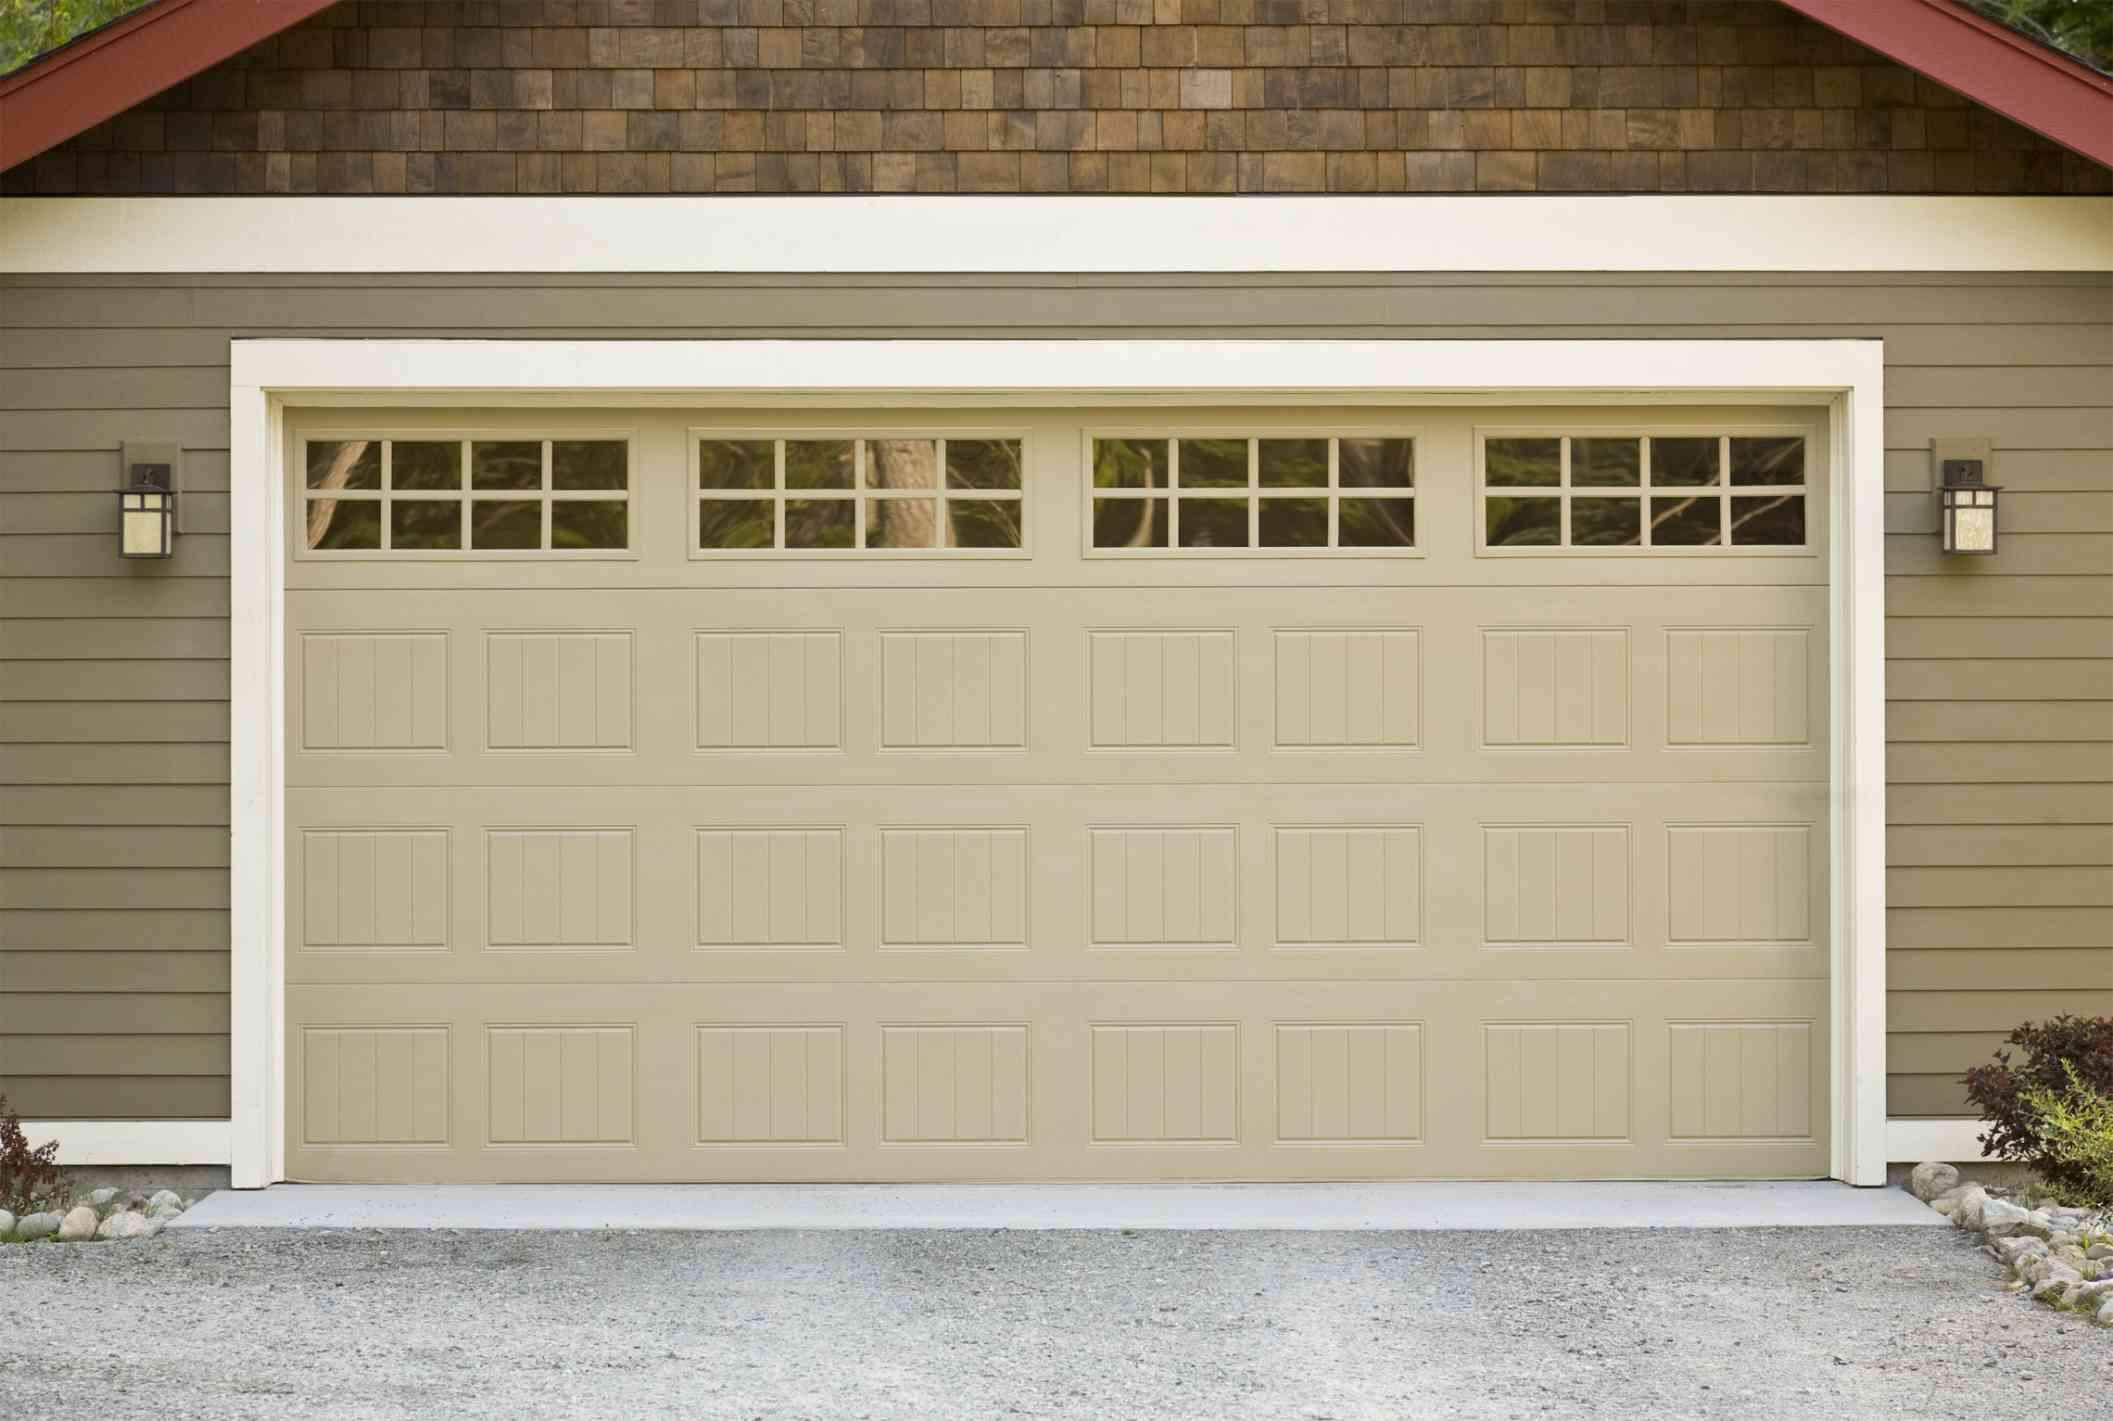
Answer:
[285,403,1829,1181]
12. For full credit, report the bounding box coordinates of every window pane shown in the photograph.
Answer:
[1340,438,1412,488]
[1652,495,1721,546]
[306,497,379,550]
[946,497,1024,548]
[784,497,855,548]
[1731,436,1805,486]
[553,440,627,490]
[1258,497,1327,546]
[1258,438,1328,488]
[1731,494,1806,545]
[1485,437,1560,487]
[786,440,854,490]
[1652,437,1719,487]
[1572,437,1641,487]
[389,500,461,550]
[1571,496,1641,546]
[391,441,461,491]
[1485,495,1559,547]
[1178,438,1247,488]
[698,498,774,550]
[1178,497,1249,548]
[552,500,627,549]
[698,440,774,490]
[1093,496,1166,548]
[1340,497,1415,547]
[472,441,542,491]
[470,500,541,549]
[1094,438,1168,490]
[947,439,1023,490]
[307,440,379,491]
[865,438,938,491]
[866,497,937,548]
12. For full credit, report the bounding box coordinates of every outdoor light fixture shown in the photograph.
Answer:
[117,441,182,559]
[1939,456,2000,556]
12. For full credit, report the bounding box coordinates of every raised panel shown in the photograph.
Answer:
[487,830,633,948]
[1274,826,1421,946]
[1483,826,1629,946]
[1275,1023,1422,1143]
[695,829,843,948]
[881,1025,1029,1142]
[1090,827,1238,948]
[695,1025,843,1144]
[1667,628,1810,746]
[301,1026,448,1145]
[301,830,447,950]
[1668,1022,1813,1140]
[879,631,1026,749]
[1274,629,1420,747]
[695,632,841,750]
[1089,630,1235,748]
[487,1026,635,1145]
[880,828,1028,948]
[486,632,632,750]
[1482,628,1627,747]
[1090,1024,1238,1143]
[1483,1023,1630,1142]
[300,633,446,750]
[1667,825,1814,945]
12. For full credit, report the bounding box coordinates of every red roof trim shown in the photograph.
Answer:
[0,0,340,172]
[1778,0,2113,167]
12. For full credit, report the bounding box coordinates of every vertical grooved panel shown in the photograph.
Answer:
[1483,826,1629,945]
[300,633,446,749]
[1090,1024,1237,1142]
[694,1026,844,1143]
[1274,1023,1422,1142]
[695,632,842,749]
[695,829,843,947]
[1482,628,1627,746]
[1274,630,1420,746]
[1667,628,1810,746]
[486,1027,634,1144]
[1090,827,1237,947]
[881,1025,1030,1142]
[300,830,447,949]
[1274,826,1421,945]
[1668,1023,1814,1139]
[486,830,632,946]
[1483,1024,1630,1140]
[1667,825,1814,944]
[486,632,632,749]
[879,632,1026,748]
[300,1027,448,1144]
[1089,631,1235,747]
[880,828,1028,947]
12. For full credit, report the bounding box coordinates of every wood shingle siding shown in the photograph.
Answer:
[1,268,2109,1122]
[5,0,2107,196]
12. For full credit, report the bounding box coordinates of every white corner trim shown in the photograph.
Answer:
[8,196,2112,274]
[25,1121,232,1167]
[228,337,1888,1187]
[1887,1119,1988,1165]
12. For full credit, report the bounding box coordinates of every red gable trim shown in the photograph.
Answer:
[0,0,341,172]
[1779,0,2113,167]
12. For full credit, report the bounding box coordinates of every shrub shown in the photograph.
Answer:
[0,1095,64,1215]
[2019,1062,2113,1212]
[1964,1014,2113,1199]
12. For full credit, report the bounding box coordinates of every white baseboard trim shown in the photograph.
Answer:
[24,1121,232,1166]
[1886,1118,1987,1165]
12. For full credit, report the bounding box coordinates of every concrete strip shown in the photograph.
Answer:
[175,1180,1946,1231]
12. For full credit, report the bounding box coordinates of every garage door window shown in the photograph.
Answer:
[302,438,631,555]
[1090,435,1415,553]
[695,436,1025,554]
[1481,433,1806,552]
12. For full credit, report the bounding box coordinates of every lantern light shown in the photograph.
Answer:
[1938,457,1999,557]
[118,456,177,559]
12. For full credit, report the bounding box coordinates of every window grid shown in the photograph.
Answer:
[1481,432,1807,553]
[300,437,632,556]
[1089,434,1416,554]
[694,435,1026,554]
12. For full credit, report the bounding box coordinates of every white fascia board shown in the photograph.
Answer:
[7,196,2113,273]
[1886,1119,1989,1166]
[26,1121,232,1166]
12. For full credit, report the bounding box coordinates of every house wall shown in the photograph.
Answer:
[0,270,2107,1124]
[5,0,2107,196]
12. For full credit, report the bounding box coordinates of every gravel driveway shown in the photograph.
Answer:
[2,1226,2105,1419]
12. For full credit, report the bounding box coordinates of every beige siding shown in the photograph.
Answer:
[2,271,2108,1122]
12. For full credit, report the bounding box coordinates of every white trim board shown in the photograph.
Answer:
[1887,1119,1989,1165]
[228,337,1889,1189]
[7,196,2112,274]
[26,1121,232,1167]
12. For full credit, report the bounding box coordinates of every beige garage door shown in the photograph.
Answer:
[284,403,1830,1182]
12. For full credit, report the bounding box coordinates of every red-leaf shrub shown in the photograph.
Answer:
[1963,1015,2113,1195]
[0,1095,64,1215]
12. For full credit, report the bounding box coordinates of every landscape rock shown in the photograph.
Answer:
[1908,1161,1959,1202]
[1993,1235,2047,1266]
[1950,1190,1989,1230]
[86,1187,117,1211]
[147,1189,184,1212]
[57,1205,99,1242]
[1981,1199,2054,1240]
[14,1211,61,1242]
[2088,1244,2113,1261]
[2100,1300,2113,1327]
[96,1211,151,1241]
[2032,1278,2074,1305]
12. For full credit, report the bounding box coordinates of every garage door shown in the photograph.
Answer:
[284,404,1829,1182]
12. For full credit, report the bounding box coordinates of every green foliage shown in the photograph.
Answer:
[1966,0,2113,72]
[1965,1015,2113,1200]
[0,0,152,76]
[2019,1061,2113,1211]
[0,1095,64,1215]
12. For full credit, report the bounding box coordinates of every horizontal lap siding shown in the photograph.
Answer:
[1,271,2106,1122]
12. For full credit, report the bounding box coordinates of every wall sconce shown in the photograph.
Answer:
[118,442,180,559]
[1939,457,2000,556]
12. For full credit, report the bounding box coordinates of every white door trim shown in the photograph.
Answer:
[22,1120,232,1166]
[228,337,1889,1188]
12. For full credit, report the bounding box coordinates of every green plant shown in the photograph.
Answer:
[1965,0,2113,73]
[1965,1015,2113,1200]
[0,1095,64,1215]
[0,0,152,76]
[2019,1061,2113,1212]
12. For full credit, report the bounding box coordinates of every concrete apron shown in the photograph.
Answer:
[175,1180,1945,1231]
